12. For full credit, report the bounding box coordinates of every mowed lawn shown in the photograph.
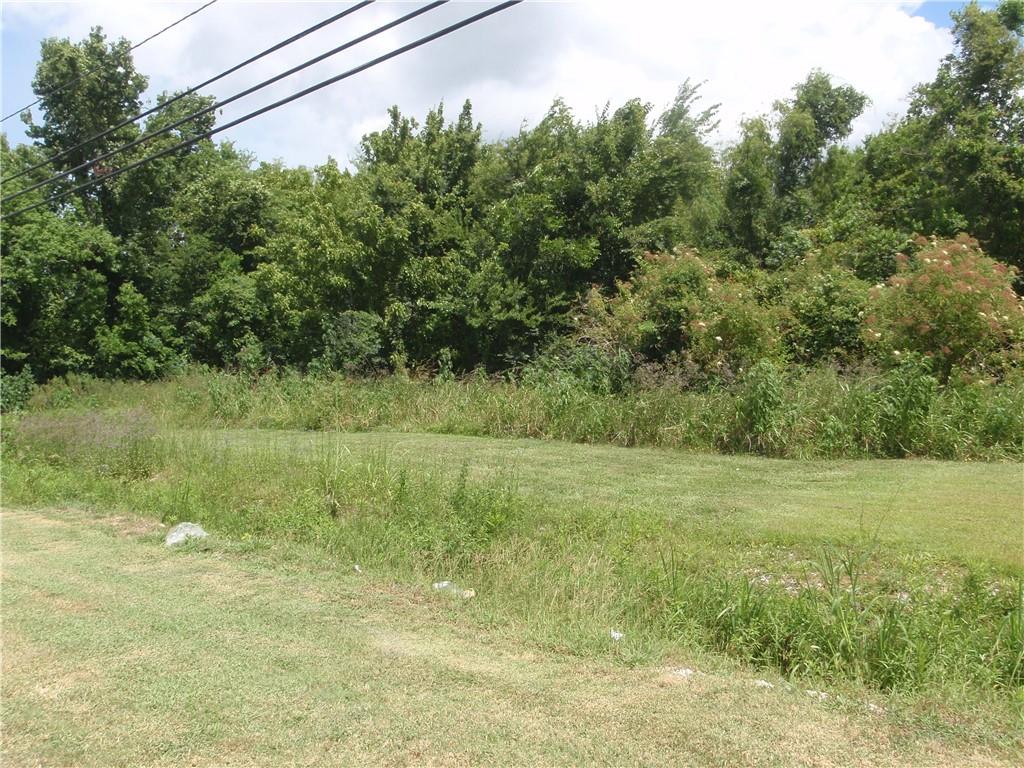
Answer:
[207,429,1024,569]
[1,506,1018,768]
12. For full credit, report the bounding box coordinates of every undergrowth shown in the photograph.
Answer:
[23,363,1024,460]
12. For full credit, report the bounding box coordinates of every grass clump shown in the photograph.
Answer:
[5,408,160,480]
[653,549,1024,693]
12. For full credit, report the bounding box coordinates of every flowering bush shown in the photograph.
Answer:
[688,280,783,374]
[864,235,1024,377]
[577,248,782,378]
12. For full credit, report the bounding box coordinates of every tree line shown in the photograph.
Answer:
[2,1,1022,385]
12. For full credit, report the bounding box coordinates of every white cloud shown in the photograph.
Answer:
[1,0,953,167]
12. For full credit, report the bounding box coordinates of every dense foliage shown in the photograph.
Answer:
[2,3,1023,406]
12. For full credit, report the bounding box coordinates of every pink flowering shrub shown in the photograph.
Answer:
[578,249,782,378]
[864,235,1024,377]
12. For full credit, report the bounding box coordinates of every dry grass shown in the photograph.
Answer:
[2,507,1020,767]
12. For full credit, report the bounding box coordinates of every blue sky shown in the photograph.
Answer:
[0,1,995,168]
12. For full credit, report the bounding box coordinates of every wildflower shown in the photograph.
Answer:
[893,350,901,357]
[714,335,723,342]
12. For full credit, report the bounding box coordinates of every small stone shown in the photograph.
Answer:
[805,689,829,701]
[164,522,208,547]
[671,667,694,679]
[866,702,885,714]
[609,629,624,642]
[754,679,774,689]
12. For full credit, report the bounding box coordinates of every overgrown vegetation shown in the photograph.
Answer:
[2,3,1023,408]
[4,410,1022,702]
[24,365,1024,460]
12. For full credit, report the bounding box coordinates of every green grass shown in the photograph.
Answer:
[3,405,1023,763]
[208,429,1024,568]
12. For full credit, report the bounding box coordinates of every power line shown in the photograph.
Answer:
[1,0,220,123]
[2,1,375,186]
[3,0,447,206]
[1,0,524,223]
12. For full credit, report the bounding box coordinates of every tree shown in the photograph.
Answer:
[724,117,775,258]
[0,208,118,378]
[866,0,1024,271]
[723,72,867,264]
[22,27,147,222]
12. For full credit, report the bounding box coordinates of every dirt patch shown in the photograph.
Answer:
[103,514,165,538]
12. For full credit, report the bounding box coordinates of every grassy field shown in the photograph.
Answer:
[3,409,1023,765]
[1,506,1019,768]
[210,429,1024,568]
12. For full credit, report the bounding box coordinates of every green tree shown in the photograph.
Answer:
[22,27,147,221]
[866,0,1024,271]
[0,209,118,378]
[94,282,178,379]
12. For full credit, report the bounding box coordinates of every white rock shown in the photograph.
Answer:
[164,522,208,547]
[805,689,829,701]
[670,667,694,679]
[754,679,774,689]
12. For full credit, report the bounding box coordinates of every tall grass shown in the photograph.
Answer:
[4,410,1022,698]
[24,363,1024,460]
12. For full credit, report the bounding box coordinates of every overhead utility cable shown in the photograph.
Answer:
[1,0,523,222]
[1,0,220,122]
[3,0,445,205]
[2,0,374,185]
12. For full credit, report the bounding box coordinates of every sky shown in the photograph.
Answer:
[0,1,997,169]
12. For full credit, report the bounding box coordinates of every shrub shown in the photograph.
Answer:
[864,235,1024,378]
[813,203,908,282]
[0,366,36,412]
[318,311,385,374]
[576,248,713,361]
[784,268,869,363]
[688,280,784,375]
[577,249,783,379]
[523,336,632,395]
